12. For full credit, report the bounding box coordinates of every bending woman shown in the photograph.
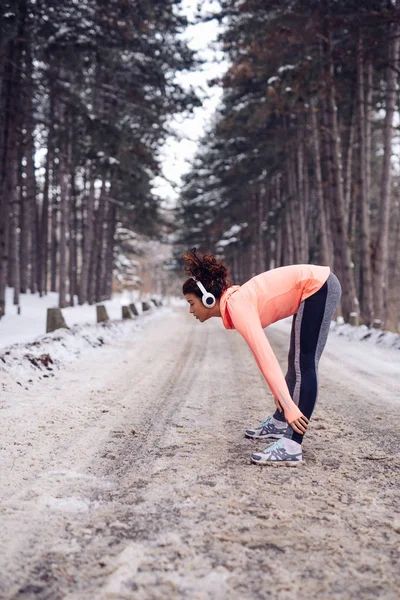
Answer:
[182,248,342,467]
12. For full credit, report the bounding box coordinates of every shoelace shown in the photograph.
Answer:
[257,417,271,428]
[262,439,283,454]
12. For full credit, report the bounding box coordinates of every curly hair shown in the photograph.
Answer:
[182,248,232,299]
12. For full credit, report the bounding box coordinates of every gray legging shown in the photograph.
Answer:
[273,272,342,444]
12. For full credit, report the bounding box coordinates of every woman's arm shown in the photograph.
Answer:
[228,296,304,425]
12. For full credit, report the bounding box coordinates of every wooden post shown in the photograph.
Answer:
[349,312,359,327]
[122,306,132,319]
[97,305,109,323]
[129,303,139,316]
[150,298,159,308]
[372,319,382,330]
[46,308,69,333]
[142,301,151,312]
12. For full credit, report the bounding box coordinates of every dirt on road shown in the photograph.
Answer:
[0,308,399,600]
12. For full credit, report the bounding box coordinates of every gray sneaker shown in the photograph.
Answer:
[250,439,302,466]
[245,416,287,440]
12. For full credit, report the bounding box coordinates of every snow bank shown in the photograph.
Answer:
[330,321,400,350]
[0,310,165,389]
[0,287,143,349]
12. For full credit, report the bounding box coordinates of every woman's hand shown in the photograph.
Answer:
[289,414,309,435]
[274,397,309,434]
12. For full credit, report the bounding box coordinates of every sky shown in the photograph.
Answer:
[152,0,228,208]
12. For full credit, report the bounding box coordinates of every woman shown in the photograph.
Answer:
[182,248,342,467]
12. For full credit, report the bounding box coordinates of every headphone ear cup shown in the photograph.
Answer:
[192,278,216,309]
[202,293,216,308]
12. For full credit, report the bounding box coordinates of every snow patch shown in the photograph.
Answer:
[331,321,400,350]
[278,64,295,73]
[0,308,167,388]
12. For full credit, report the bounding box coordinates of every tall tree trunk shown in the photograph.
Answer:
[356,33,374,324]
[373,13,400,323]
[248,193,257,277]
[320,97,336,261]
[89,178,105,304]
[287,152,299,263]
[50,163,58,293]
[365,62,373,200]
[39,86,55,295]
[69,170,78,306]
[24,40,37,294]
[273,176,283,268]
[58,109,69,308]
[303,142,310,261]
[0,56,11,316]
[296,127,308,262]
[257,186,266,273]
[232,245,240,283]
[389,198,400,284]
[79,165,96,304]
[274,224,282,269]
[284,207,294,265]
[94,178,108,302]
[0,32,23,317]
[104,202,117,299]
[19,144,29,294]
[325,26,358,320]
[344,98,356,216]
[11,162,20,306]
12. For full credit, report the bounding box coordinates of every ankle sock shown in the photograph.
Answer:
[282,438,302,453]
[271,416,287,429]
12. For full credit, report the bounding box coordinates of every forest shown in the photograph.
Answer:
[179,0,400,330]
[1,0,400,331]
[0,0,198,315]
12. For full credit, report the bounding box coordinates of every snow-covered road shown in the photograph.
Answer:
[0,308,399,599]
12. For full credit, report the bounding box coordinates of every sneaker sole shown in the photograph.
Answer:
[250,457,304,467]
[244,432,285,440]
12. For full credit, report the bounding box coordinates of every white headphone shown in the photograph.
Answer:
[192,277,216,308]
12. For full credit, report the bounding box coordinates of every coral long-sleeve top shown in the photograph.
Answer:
[219,264,330,423]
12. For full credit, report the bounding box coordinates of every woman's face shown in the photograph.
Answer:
[185,293,212,323]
